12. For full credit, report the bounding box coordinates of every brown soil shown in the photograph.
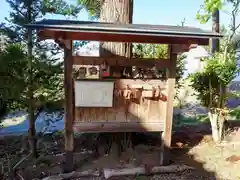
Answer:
[1,125,240,180]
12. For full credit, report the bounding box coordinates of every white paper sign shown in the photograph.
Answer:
[74,80,114,107]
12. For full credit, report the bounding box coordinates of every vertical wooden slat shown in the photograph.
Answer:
[160,45,177,165]
[63,40,74,173]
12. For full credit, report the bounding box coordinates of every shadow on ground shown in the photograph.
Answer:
[1,120,240,179]
[69,124,218,180]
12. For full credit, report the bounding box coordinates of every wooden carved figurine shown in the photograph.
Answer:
[88,66,98,75]
[131,88,142,104]
[72,68,79,79]
[78,67,87,78]
[154,86,161,98]
[123,85,132,99]
[100,61,110,78]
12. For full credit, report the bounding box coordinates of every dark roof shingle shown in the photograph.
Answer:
[26,19,222,39]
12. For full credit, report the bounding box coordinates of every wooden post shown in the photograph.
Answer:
[63,40,74,173]
[160,45,177,165]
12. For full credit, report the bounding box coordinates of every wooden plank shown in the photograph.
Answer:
[72,121,164,133]
[72,79,167,89]
[72,56,170,68]
[115,79,167,89]
[63,40,74,173]
[38,30,210,45]
[160,45,177,165]
[74,92,167,126]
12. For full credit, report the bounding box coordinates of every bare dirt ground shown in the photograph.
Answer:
[187,142,240,180]
[1,124,240,180]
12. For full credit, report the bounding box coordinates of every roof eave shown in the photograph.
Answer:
[26,24,223,39]
[37,29,211,45]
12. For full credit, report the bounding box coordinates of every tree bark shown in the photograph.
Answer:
[99,0,133,57]
[208,112,220,143]
[211,9,220,53]
[103,165,194,179]
[99,0,134,156]
[27,0,38,158]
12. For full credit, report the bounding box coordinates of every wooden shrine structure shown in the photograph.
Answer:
[26,19,222,172]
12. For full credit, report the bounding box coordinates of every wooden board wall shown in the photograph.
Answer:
[73,79,167,133]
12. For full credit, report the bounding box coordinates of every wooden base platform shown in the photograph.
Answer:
[72,121,164,133]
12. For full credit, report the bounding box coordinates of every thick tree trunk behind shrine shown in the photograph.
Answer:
[99,0,133,57]
[98,0,134,156]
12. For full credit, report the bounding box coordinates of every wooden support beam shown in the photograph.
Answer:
[38,30,210,45]
[73,79,167,89]
[63,40,74,173]
[160,45,177,165]
[72,56,170,68]
[72,121,165,133]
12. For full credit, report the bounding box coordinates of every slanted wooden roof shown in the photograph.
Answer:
[26,19,223,45]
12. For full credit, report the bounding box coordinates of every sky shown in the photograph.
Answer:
[0,0,239,30]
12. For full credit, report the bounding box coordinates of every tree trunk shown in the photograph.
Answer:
[99,0,134,156]
[208,112,220,142]
[27,0,38,158]
[100,0,133,57]
[103,165,194,179]
[211,9,220,53]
